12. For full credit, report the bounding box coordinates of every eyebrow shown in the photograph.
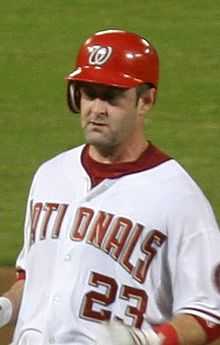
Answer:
[80,84,128,100]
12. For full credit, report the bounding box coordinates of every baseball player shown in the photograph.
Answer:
[0,29,220,345]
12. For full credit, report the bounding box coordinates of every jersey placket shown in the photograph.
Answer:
[42,177,118,343]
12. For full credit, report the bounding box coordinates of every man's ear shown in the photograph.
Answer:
[137,88,157,114]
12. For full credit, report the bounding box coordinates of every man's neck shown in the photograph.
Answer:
[88,141,149,164]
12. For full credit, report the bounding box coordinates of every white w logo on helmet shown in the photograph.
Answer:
[88,45,112,65]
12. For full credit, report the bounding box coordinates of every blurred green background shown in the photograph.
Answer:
[0,0,219,265]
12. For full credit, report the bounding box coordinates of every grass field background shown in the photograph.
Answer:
[0,0,220,265]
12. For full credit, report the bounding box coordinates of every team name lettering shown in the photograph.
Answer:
[30,202,68,245]
[30,202,167,283]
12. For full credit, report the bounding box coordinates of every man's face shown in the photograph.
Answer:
[79,83,142,152]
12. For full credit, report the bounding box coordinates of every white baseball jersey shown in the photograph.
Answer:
[13,143,220,345]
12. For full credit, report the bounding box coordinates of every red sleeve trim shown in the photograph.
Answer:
[191,315,220,343]
[16,269,26,281]
[180,307,220,322]
[153,323,180,345]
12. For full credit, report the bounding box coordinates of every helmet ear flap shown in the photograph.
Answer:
[67,81,81,113]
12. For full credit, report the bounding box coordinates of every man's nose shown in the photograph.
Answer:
[91,98,108,115]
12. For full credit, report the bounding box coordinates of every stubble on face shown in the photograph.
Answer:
[80,84,141,157]
[83,116,124,151]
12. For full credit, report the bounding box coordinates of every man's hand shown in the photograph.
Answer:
[0,297,13,328]
[0,280,24,327]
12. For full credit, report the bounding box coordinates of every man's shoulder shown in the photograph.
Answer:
[150,158,201,192]
[34,144,85,177]
[149,158,209,205]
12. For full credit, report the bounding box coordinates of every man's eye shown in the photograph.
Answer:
[104,90,125,103]
[105,94,120,104]
[83,89,96,99]
[81,86,126,104]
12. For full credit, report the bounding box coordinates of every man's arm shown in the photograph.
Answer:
[169,314,214,345]
[100,314,220,345]
[0,279,24,327]
[156,314,220,345]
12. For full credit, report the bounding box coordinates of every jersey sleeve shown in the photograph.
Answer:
[15,170,39,274]
[166,188,220,323]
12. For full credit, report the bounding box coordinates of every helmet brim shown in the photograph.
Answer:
[66,66,145,89]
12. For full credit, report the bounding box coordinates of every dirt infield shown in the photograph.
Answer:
[0,267,15,345]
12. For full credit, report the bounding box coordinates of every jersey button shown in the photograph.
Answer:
[49,336,56,344]
[64,254,71,261]
[53,296,60,303]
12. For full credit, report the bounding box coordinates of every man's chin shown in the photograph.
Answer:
[85,132,109,146]
[85,135,117,152]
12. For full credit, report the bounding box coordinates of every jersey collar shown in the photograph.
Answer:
[81,141,171,187]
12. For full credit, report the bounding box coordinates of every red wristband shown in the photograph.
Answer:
[153,323,180,345]
[16,269,26,281]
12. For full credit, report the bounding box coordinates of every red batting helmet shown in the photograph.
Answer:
[66,29,159,112]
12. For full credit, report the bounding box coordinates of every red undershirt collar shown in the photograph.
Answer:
[81,141,171,187]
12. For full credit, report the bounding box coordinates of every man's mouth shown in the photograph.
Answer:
[88,121,107,127]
